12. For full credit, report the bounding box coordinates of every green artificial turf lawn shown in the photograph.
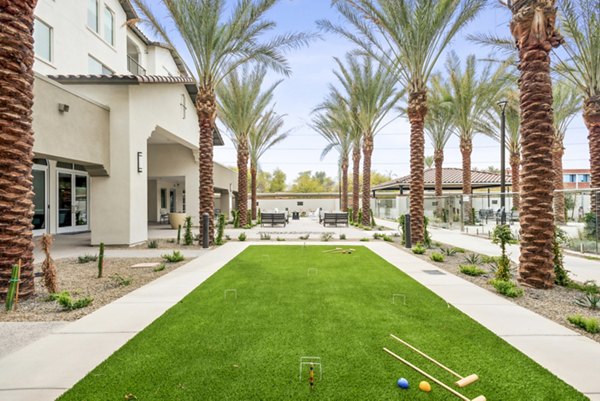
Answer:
[59,246,586,400]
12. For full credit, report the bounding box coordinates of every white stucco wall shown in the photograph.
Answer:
[147,46,182,76]
[256,198,342,214]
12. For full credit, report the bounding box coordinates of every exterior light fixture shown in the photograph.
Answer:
[137,151,143,173]
[58,103,70,113]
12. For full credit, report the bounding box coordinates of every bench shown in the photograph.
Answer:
[322,212,349,227]
[261,212,287,227]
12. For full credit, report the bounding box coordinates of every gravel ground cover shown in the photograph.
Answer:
[0,257,187,322]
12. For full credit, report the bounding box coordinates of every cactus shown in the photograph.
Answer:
[184,217,193,245]
[5,263,20,311]
[215,214,226,245]
[98,242,105,278]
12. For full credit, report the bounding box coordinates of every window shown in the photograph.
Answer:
[580,174,591,183]
[103,6,114,45]
[160,189,167,209]
[87,0,99,32]
[564,174,576,183]
[88,55,113,75]
[34,19,52,62]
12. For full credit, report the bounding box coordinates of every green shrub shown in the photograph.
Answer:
[494,255,512,282]
[50,291,93,310]
[567,314,600,333]
[583,212,596,239]
[276,237,286,242]
[452,247,466,253]
[569,280,599,294]
[360,237,370,242]
[232,210,240,228]
[299,234,310,240]
[492,225,517,281]
[430,252,445,262]
[439,247,457,256]
[412,243,426,255]
[77,254,97,264]
[576,292,600,309]
[215,214,225,245]
[112,274,132,286]
[153,263,166,272]
[238,232,247,241]
[373,233,382,240]
[184,216,194,246]
[490,279,523,298]
[481,255,500,264]
[147,240,158,249]
[260,233,271,240]
[554,228,571,286]
[459,265,486,276]
[382,235,393,242]
[339,233,346,240]
[321,232,333,242]
[162,250,184,263]
[463,253,481,265]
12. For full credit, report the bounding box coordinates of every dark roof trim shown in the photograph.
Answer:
[119,0,138,20]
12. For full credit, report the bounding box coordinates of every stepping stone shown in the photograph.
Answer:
[131,262,160,268]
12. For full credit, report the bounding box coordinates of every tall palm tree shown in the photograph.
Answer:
[443,52,511,223]
[552,80,583,224]
[425,78,454,198]
[351,134,362,221]
[504,92,521,210]
[321,0,485,241]
[249,110,289,220]
[133,0,311,244]
[312,104,354,211]
[507,0,563,289]
[332,56,401,226]
[217,67,281,226]
[554,0,600,192]
[0,1,37,298]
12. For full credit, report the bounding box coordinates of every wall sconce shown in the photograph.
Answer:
[58,103,70,113]
[137,151,143,173]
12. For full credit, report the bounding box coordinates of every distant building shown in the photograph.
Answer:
[562,169,591,189]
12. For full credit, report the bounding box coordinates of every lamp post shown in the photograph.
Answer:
[497,100,508,225]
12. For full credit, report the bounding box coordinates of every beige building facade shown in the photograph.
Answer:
[31,0,237,245]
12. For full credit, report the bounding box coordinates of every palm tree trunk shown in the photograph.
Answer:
[352,144,360,222]
[0,0,37,299]
[251,161,257,220]
[510,152,520,210]
[196,86,216,245]
[361,135,373,226]
[552,140,565,224]
[236,139,249,226]
[584,97,600,212]
[341,157,349,211]
[434,149,443,197]
[460,137,473,224]
[511,1,562,289]
[408,90,427,244]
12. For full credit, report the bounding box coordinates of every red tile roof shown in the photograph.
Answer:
[373,168,512,191]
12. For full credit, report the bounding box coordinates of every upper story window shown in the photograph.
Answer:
[103,6,115,45]
[563,174,577,183]
[87,0,99,32]
[580,174,591,183]
[88,55,113,75]
[34,18,52,62]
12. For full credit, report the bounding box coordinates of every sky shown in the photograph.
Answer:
[147,0,590,185]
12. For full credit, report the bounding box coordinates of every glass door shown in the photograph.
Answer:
[32,167,48,235]
[57,171,89,232]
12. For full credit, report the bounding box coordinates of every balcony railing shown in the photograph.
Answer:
[127,55,146,76]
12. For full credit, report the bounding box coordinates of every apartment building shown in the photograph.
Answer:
[31,0,237,245]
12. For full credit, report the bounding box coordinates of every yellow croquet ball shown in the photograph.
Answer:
[419,381,432,392]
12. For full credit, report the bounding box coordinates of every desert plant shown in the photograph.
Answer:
[567,314,600,334]
[360,237,370,242]
[232,209,240,228]
[260,232,271,240]
[167,239,175,244]
[412,243,426,255]
[177,224,182,245]
[77,254,97,264]
[339,233,346,240]
[459,265,486,277]
[321,232,333,242]
[576,292,600,310]
[382,235,393,242]
[430,252,445,262]
[238,232,247,242]
[97,243,104,278]
[584,212,596,239]
[490,279,523,298]
[147,240,158,249]
[41,234,58,294]
[112,274,132,286]
[370,209,376,227]
[276,237,286,242]
[481,255,500,264]
[225,235,231,241]
[50,291,93,311]
[492,225,516,281]
[184,217,194,245]
[4,264,20,311]
[439,247,457,257]
[452,247,466,253]
[423,216,432,248]
[299,234,310,240]
[215,214,225,245]
[162,250,184,263]
[153,263,166,272]
[373,233,382,240]
[463,253,481,265]
[554,227,571,286]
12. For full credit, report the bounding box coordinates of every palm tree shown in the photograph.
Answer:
[506,0,563,289]
[351,134,362,221]
[312,104,354,211]
[554,0,600,192]
[249,110,289,220]
[217,67,281,226]
[331,55,401,226]
[133,0,311,244]
[503,92,521,210]
[0,1,37,298]
[425,78,454,198]
[443,52,511,224]
[321,0,485,241]
[552,80,583,224]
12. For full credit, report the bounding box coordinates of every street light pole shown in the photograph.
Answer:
[498,100,508,225]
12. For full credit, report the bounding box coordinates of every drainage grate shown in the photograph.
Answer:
[422,270,446,275]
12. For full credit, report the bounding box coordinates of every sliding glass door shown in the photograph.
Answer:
[57,170,89,233]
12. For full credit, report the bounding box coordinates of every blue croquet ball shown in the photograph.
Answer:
[397,378,409,389]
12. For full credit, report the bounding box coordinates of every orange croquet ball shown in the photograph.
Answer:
[419,381,432,392]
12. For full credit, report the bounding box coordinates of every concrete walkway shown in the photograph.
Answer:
[2,241,599,400]
[374,217,600,284]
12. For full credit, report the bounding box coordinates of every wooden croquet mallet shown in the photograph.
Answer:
[322,248,342,253]
[383,348,486,401]
[309,363,315,389]
[390,334,479,387]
